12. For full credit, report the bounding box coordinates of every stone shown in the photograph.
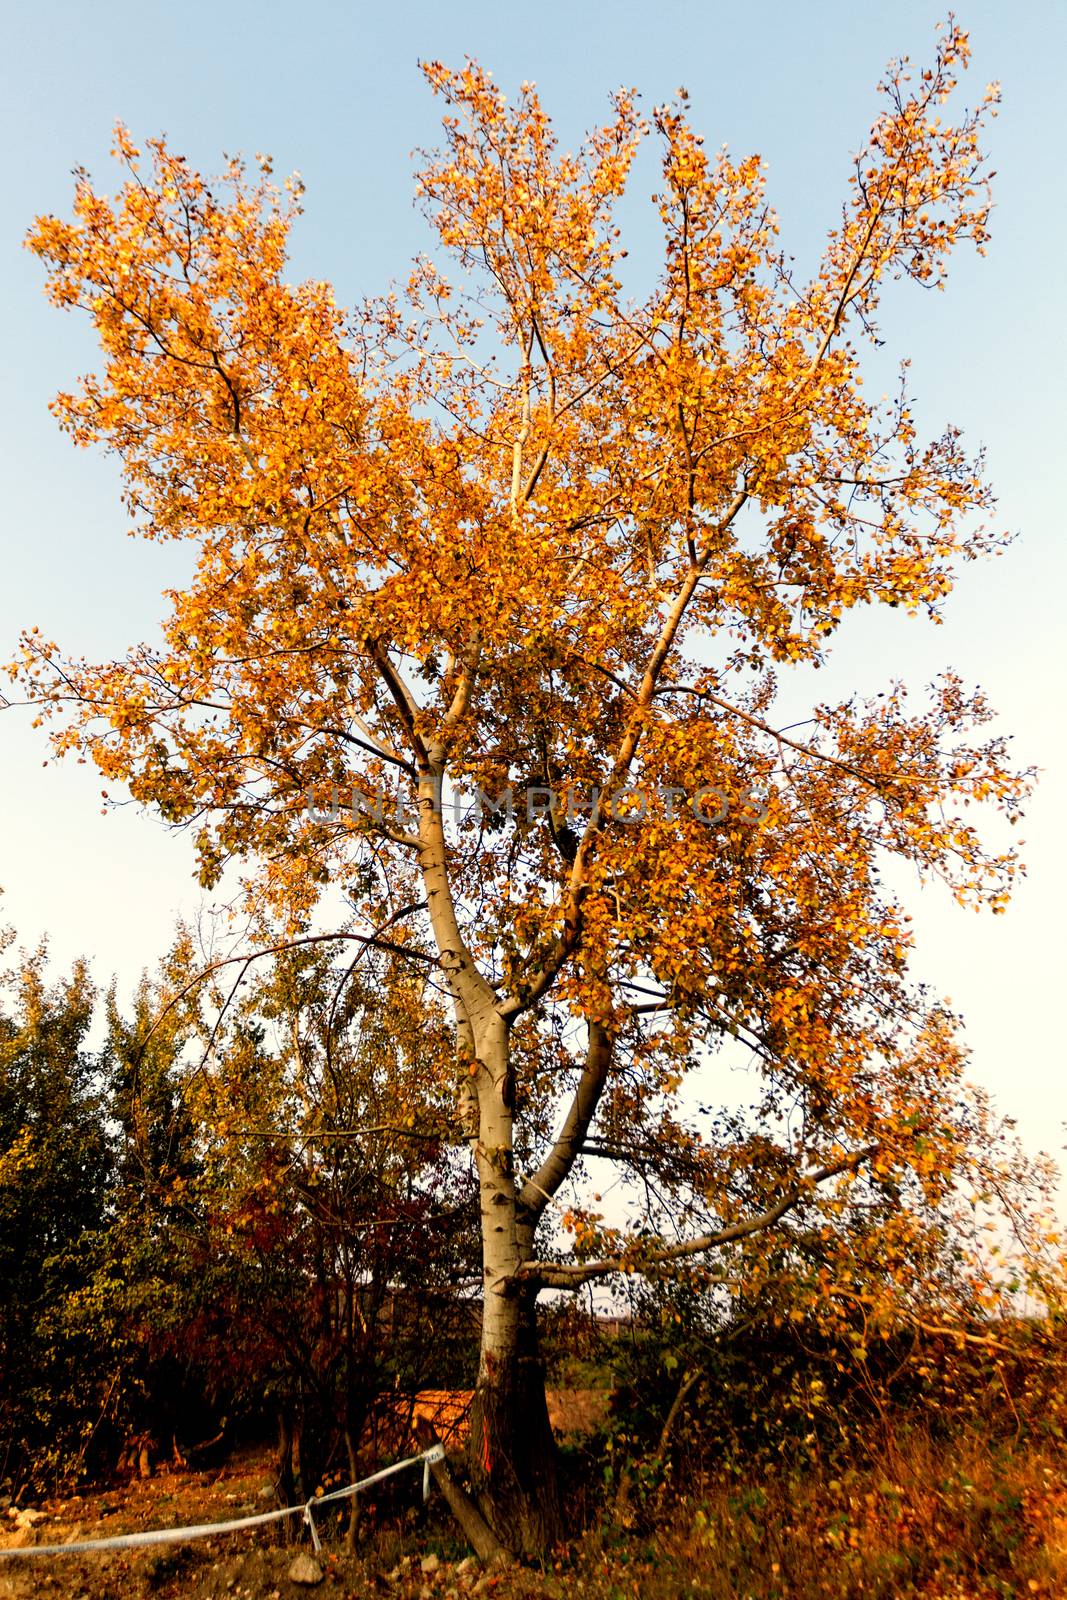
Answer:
[420,1553,441,1576]
[287,1552,324,1586]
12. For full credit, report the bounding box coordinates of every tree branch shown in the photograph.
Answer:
[517,1018,612,1220]
[515,1144,877,1290]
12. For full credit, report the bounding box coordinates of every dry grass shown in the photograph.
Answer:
[605,1426,1067,1599]
[1,1421,1065,1598]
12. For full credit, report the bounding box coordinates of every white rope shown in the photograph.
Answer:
[0,1444,446,1561]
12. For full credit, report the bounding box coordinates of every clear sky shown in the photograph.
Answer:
[1,1,1064,1175]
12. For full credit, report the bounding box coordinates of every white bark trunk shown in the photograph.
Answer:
[411,761,561,1554]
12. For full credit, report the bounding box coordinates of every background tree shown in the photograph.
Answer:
[17,22,1048,1555]
[178,941,480,1536]
[0,919,481,1500]
[0,930,111,1492]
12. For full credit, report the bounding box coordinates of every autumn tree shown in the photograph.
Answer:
[17,22,1048,1555]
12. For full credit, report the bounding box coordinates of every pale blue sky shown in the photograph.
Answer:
[1,2,1064,1171]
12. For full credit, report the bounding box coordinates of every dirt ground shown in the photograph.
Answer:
[0,1446,504,1600]
[0,1393,614,1600]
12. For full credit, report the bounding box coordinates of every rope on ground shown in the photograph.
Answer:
[0,1444,446,1560]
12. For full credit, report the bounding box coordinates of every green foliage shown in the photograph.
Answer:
[0,936,112,1489]
[0,922,480,1494]
[173,941,481,1498]
[2,908,1064,1547]
[582,1269,1067,1546]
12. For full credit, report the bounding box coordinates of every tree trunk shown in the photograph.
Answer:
[342,1425,362,1551]
[467,1020,562,1558]
[468,1286,561,1557]
[275,1409,298,1544]
[418,777,563,1558]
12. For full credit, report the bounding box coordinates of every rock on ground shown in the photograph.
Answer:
[287,1551,324,1586]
